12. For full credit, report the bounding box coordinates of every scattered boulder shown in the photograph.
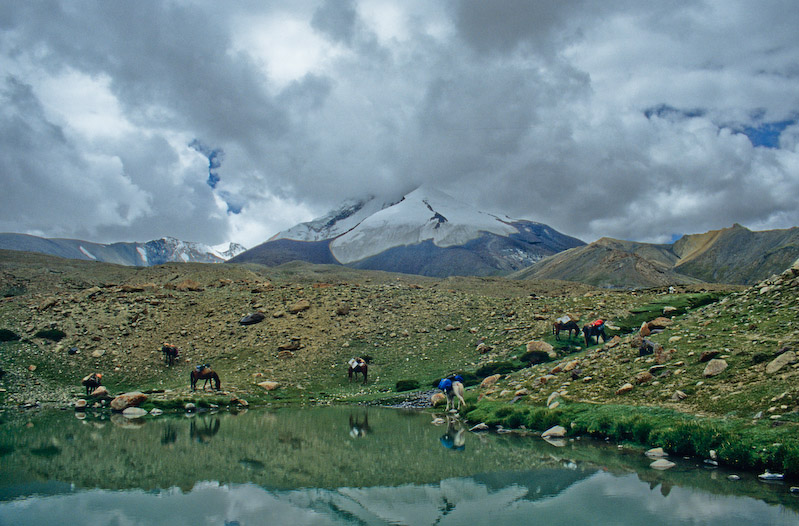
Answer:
[239,312,265,325]
[277,350,294,359]
[616,383,634,395]
[646,447,668,458]
[635,371,654,384]
[110,391,148,412]
[257,381,280,391]
[74,399,87,410]
[671,390,688,401]
[526,340,554,354]
[639,321,651,337]
[278,338,301,351]
[288,299,311,314]
[431,392,446,407]
[765,350,797,374]
[703,359,728,377]
[481,374,501,389]
[185,403,196,412]
[90,386,111,399]
[647,317,673,330]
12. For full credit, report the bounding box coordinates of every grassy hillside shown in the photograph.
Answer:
[2,249,799,474]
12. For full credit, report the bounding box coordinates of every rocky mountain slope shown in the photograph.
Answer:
[0,233,246,266]
[514,224,799,287]
[231,187,584,277]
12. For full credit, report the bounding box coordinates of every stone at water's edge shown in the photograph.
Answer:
[110,391,148,412]
[430,392,446,407]
[122,407,147,418]
[542,425,566,438]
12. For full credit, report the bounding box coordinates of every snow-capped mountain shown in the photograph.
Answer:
[0,233,246,266]
[232,187,585,277]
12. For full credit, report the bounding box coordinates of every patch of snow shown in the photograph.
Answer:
[136,246,148,265]
[330,187,520,264]
[78,246,97,260]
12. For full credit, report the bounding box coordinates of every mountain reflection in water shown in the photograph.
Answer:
[0,407,797,526]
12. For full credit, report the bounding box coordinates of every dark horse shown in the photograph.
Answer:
[190,367,221,391]
[161,344,180,366]
[553,320,580,341]
[81,373,102,395]
[582,321,608,346]
[348,358,368,385]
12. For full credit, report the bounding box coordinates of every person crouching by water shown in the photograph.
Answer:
[438,374,466,412]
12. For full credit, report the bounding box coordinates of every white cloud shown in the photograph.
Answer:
[1,0,798,248]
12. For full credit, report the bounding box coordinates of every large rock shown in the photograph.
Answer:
[257,381,280,391]
[480,374,501,389]
[639,322,651,337]
[616,383,634,395]
[89,385,111,399]
[647,317,673,330]
[288,299,311,314]
[431,392,446,407]
[122,407,148,418]
[110,391,148,412]
[766,351,797,374]
[542,425,567,438]
[526,340,554,354]
[703,359,728,377]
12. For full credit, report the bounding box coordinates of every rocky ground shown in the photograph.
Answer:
[1,248,796,433]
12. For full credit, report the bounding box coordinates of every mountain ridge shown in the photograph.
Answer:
[0,233,246,267]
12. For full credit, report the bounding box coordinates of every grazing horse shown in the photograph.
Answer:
[161,344,180,366]
[582,320,608,346]
[81,373,102,395]
[348,358,368,385]
[190,367,221,391]
[553,319,580,341]
[438,377,466,412]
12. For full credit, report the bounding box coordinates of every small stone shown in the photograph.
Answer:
[542,425,567,438]
[185,403,196,412]
[645,447,668,458]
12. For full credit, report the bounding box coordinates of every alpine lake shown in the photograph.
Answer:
[1,406,798,526]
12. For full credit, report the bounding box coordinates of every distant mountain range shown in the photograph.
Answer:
[0,234,246,266]
[4,190,797,287]
[230,187,585,277]
[512,224,799,287]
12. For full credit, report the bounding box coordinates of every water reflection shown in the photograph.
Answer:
[0,407,797,526]
[439,416,465,451]
[349,412,371,439]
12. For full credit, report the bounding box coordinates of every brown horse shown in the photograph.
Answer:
[161,344,180,366]
[348,358,368,385]
[582,321,608,346]
[190,367,221,391]
[553,320,580,341]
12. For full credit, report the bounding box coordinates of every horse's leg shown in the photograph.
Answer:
[362,366,367,385]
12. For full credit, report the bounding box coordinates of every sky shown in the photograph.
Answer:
[1,0,798,249]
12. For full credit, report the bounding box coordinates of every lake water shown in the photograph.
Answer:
[1,406,797,526]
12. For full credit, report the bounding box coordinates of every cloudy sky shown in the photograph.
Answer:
[2,1,798,249]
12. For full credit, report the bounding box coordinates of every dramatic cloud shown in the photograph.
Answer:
[1,0,798,248]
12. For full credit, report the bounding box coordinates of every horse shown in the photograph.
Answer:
[348,358,368,385]
[161,344,180,366]
[446,381,466,412]
[81,373,102,395]
[190,367,221,391]
[553,319,580,341]
[582,321,608,346]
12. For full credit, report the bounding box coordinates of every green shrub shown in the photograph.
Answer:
[476,361,517,378]
[0,329,21,342]
[520,350,550,365]
[34,329,66,342]
[395,379,420,392]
